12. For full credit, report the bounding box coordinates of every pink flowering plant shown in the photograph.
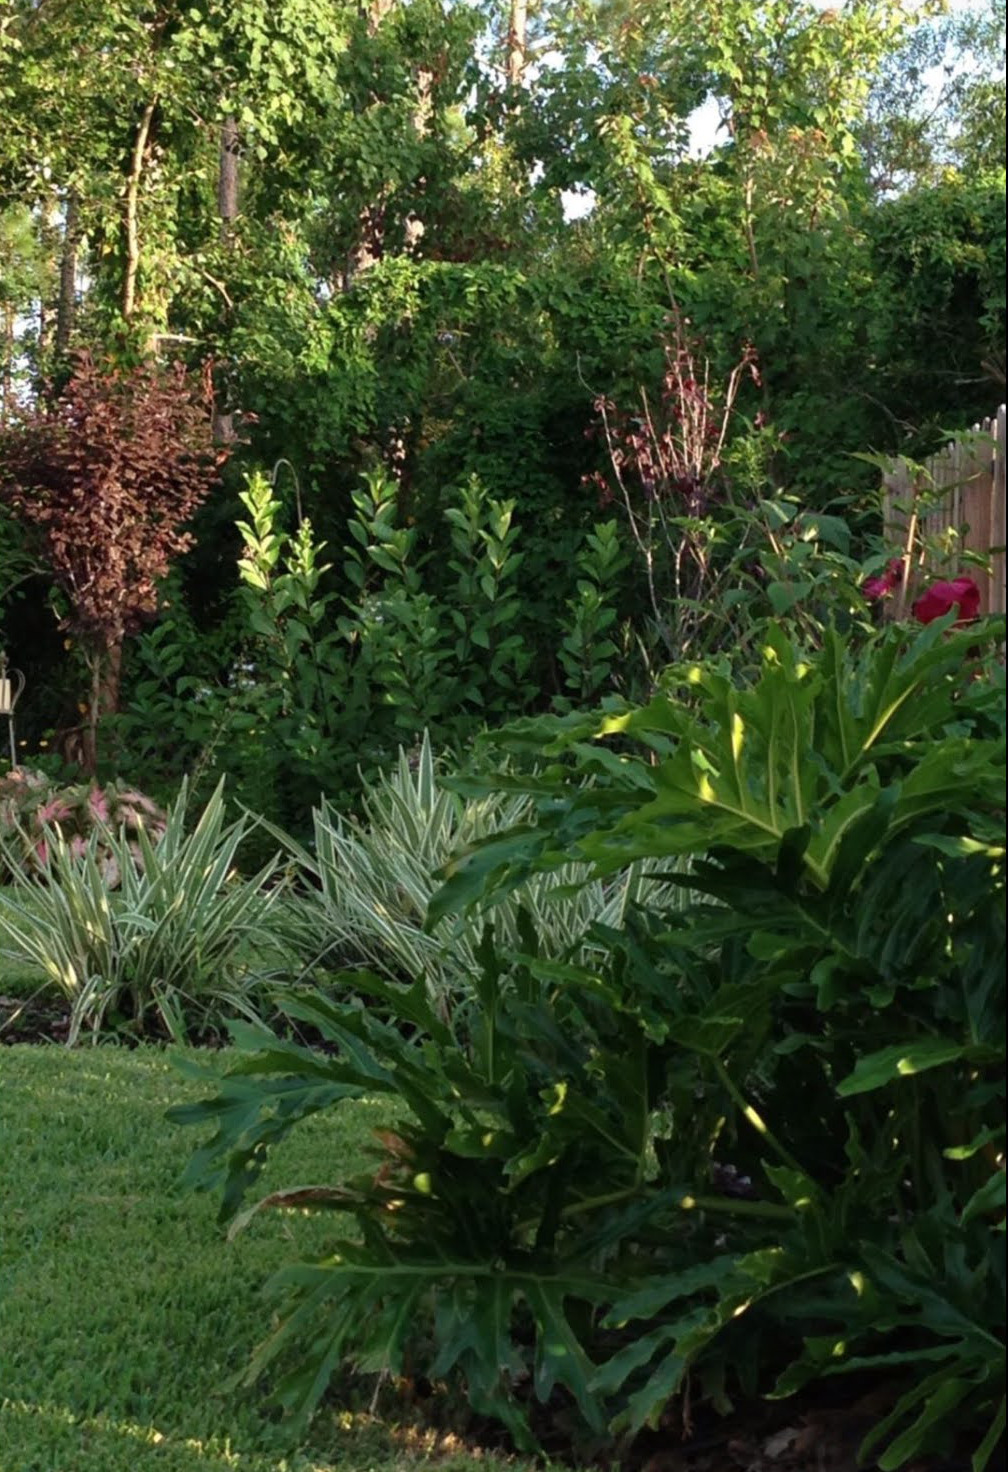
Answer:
[862,557,983,627]
[911,575,982,625]
[0,767,166,885]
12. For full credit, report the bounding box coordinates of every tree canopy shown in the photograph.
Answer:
[0,0,1004,797]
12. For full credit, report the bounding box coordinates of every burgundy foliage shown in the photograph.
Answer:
[585,319,760,517]
[0,353,226,652]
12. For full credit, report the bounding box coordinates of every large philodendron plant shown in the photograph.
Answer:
[174,618,1005,1466]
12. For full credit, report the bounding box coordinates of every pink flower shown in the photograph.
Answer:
[863,558,906,601]
[34,838,49,866]
[70,836,88,859]
[911,577,981,626]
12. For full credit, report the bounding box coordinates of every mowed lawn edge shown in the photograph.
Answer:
[0,1044,539,1472]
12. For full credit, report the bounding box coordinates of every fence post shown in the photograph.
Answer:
[882,406,1006,618]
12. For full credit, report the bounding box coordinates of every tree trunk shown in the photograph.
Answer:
[81,647,103,775]
[344,0,398,282]
[218,116,240,244]
[212,115,240,442]
[123,101,157,321]
[55,189,80,356]
[101,638,123,723]
[348,204,386,280]
[80,639,124,775]
[1,303,12,424]
[403,62,433,256]
[507,0,529,88]
[37,203,59,372]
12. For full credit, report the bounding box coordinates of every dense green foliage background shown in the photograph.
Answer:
[1,0,1004,828]
[0,7,1004,1462]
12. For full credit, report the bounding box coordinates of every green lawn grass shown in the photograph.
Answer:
[1,904,47,994]
[0,960,45,996]
[0,1045,539,1472]
[1,888,52,1000]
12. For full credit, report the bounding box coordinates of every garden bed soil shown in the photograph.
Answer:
[0,989,70,1044]
[371,1371,997,1472]
[0,992,238,1047]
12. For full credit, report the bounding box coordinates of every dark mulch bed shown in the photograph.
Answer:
[0,988,70,1044]
[362,1370,999,1472]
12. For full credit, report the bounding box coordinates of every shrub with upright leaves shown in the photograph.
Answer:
[174,619,1005,1466]
[0,778,287,1043]
[433,616,1007,1463]
[274,729,674,1013]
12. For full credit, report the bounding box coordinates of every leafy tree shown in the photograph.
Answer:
[859,0,1007,192]
[0,205,49,418]
[0,354,225,768]
[0,0,1004,802]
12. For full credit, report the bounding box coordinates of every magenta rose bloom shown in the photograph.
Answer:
[911,576,981,625]
[863,558,905,601]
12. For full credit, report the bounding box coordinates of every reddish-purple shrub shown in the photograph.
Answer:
[0,353,227,766]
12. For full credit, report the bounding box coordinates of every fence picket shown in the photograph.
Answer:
[882,406,1006,618]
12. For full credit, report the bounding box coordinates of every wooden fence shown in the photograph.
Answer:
[882,405,1006,618]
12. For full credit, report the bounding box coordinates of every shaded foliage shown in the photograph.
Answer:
[175,619,1006,1464]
